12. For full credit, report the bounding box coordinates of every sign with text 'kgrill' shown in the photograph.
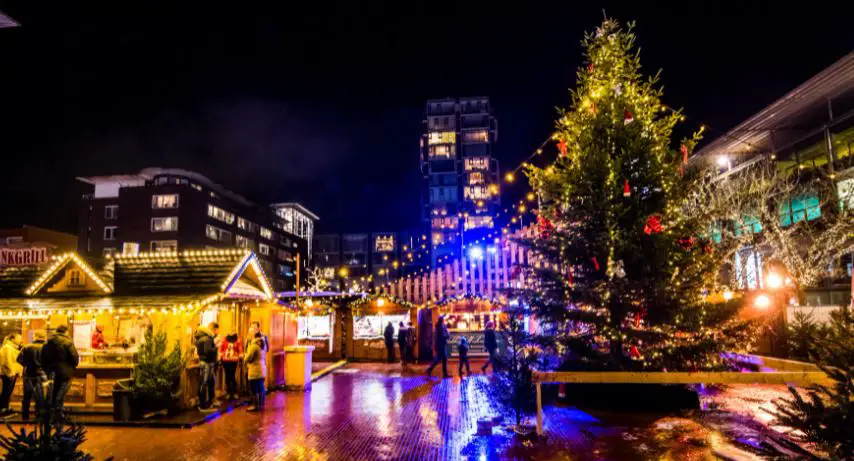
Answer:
[0,247,49,266]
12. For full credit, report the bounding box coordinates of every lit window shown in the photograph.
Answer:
[208,205,235,225]
[375,235,395,252]
[150,240,178,253]
[151,217,178,232]
[277,249,294,261]
[103,226,117,240]
[205,225,232,243]
[468,172,485,185]
[464,186,488,200]
[779,194,821,227]
[259,243,271,256]
[260,227,273,240]
[68,269,85,286]
[191,183,203,192]
[465,215,493,229]
[104,205,118,220]
[236,235,254,249]
[464,157,489,171]
[462,130,488,143]
[428,131,456,145]
[428,145,455,159]
[152,194,179,209]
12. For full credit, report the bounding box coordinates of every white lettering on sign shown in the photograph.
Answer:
[0,248,49,266]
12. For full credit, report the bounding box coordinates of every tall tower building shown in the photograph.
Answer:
[421,97,499,267]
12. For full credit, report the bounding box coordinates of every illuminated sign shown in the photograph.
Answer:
[0,247,48,266]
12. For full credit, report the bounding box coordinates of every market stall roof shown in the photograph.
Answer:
[112,249,273,299]
[0,266,41,298]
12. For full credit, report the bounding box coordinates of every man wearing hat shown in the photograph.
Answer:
[40,325,79,418]
[16,331,47,421]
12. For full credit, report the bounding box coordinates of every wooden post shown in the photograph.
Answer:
[536,382,543,435]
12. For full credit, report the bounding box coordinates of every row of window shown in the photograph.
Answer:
[209,204,274,240]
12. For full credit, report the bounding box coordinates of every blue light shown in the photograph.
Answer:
[487,246,497,254]
[468,246,484,260]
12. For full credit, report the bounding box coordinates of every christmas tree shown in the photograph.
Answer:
[517,18,754,371]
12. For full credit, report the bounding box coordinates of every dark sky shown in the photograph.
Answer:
[1,1,852,234]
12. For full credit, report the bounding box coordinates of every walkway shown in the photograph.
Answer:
[3,363,800,460]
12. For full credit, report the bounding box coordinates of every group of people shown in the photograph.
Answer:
[194,321,270,413]
[383,321,416,365]
[426,317,500,379]
[0,325,80,421]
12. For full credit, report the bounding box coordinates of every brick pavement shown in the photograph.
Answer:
[1,362,767,460]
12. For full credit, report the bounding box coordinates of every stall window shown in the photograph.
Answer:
[68,269,85,286]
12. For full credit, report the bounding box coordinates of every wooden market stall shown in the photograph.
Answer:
[0,249,296,414]
[419,294,507,358]
[344,295,417,361]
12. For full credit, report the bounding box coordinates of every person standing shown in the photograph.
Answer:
[397,322,409,366]
[406,322,416,363]
[481,321,499,373]
[249,321,269,352]
[383,322,395,363]
[0,333,22,415]
[194,322,219,413]
[426,316,450,379]
[16,331,47,421]
[244,332,266,412]
[90,325,107,350]
[219,331,242,401]
[457,336,472,376]
[41,325,79,419]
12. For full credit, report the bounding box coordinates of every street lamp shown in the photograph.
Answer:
[754,293,771,309]
[766,272,783,290]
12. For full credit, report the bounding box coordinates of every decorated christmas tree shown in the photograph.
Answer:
[517,18,754,371]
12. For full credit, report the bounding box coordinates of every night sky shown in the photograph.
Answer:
[1,2,852,235]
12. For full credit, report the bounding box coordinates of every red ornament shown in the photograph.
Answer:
[680,144,689,164]
[677,236,696,250]
[557,139,568,156]
[623,180,631,197]
[629,346,642,359]
[643,215,663,235]
[591,257,600,271]
[587,63,594,72]
[537,215,555,238]
[624,110,634,124]
[567,269,574,287]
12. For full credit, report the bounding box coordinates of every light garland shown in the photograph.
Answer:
[25,253,112,295]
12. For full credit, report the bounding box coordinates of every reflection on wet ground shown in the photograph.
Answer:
[3,363,809,460]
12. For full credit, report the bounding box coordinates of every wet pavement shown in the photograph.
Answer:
[2,363,808,460]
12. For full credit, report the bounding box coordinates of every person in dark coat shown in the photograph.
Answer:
[397,322,409,366]
[406,322,416,363]
[481,321,499,373]
[16,331,47,421]
[457,336,472,376]
[426,316,450,378]
[40,325,79,418]
[383,322,395,363]
[194,322,219,412]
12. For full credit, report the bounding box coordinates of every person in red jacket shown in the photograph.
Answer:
[90,325,107,350]
[219,331,242,400]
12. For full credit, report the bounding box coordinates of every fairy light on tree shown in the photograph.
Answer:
[512,18,755,371]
